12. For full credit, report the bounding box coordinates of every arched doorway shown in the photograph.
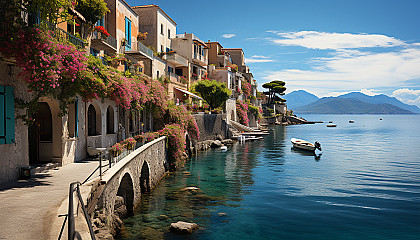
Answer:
[116,173,134,216]
[140,162,150,193]
[87,104,96,136]
[29,102,53,164]
[106,106,114,134]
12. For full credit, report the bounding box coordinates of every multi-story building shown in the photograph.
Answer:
[132,5,193,102]
[172,33,209,84]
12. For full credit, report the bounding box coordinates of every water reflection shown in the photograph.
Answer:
[290,147,322,161]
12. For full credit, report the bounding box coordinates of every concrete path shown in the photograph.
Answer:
[0,160,101,240]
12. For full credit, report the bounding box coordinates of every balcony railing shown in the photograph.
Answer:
[163,53,188,67]
[166,72,187,85]
[133,41,154,59]
[22,11,85,49]
[91,31,117,50]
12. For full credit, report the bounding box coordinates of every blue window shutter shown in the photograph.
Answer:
[125,17,132,51]
[0,86,15,144]
[0,86,5,144]
[75,98,79,138]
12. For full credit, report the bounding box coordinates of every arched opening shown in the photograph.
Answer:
[87,104,96,136]
[67,101,77,138]
[116,173,134,216]
[29,102,53,164]
[140,162,150,193]
[106,106,114,134]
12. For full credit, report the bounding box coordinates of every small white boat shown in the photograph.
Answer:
[291,138,321,151]
[220,146,228,151]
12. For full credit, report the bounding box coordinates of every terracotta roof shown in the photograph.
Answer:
[224,48,244,51]
[132,4,177,25]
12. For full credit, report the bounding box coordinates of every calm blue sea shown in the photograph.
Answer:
[120,114,420,240]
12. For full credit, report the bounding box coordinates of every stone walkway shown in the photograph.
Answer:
[0,160,101,240]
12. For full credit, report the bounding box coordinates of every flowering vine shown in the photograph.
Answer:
[236,99,249,126]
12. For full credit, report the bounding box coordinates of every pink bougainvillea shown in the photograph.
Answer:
[241,81,252,98]
[236,99,249,126]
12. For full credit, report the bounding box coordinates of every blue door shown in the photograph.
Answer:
[125,17,132,51]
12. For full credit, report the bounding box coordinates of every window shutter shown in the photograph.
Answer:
[0,86,15,144]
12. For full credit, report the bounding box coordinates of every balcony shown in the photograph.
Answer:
[166,72,188,86]
[22,11,85,49]
[125,41,154,60]
[162,53,188,67]
[193,52,208,66]
[91,31,117,53]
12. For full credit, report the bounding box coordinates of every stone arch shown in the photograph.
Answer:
[116,172,134,216]
[87,103,102,136]
[140,161,150,193]
[106,105,115,134]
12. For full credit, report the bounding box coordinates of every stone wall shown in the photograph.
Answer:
[193,113,227,141]
[96,136,168,218]
[0,63,31,184]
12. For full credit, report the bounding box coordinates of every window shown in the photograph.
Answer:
[166,47,170,52]
[87,105,96,136]
[96,17,104,27]
[168,66,173,73]
[125,17,132,51]
[157,71,160,78]
[106,106,114,134]
[0,86,15,144]
[67,99,79,138]
[161,45,164,53]
[161,24,164,35]
[168,29,171,39]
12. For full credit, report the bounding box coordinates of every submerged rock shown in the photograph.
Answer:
[211,140,222,148]
[180,187,200,192]
[169,221,199,234]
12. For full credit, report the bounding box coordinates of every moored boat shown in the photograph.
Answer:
[326,124,337,127]
[349,120,354,123]
[291,138,321,151]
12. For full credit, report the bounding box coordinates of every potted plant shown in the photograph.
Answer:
[94,26,110,40]
[121,38,127,46]
[109,143,123,157]
[123,137,136,151]
[137,32,148,41]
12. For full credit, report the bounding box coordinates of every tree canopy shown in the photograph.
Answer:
[262,80,286,105]
[192,79,231,109]
[75,0,109,25]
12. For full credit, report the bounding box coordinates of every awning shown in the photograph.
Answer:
[174,87,203,100]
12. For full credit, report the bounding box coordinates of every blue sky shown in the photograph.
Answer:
[125,0,420,107]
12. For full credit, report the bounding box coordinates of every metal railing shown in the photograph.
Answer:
[130,41,154,59]
[22,11,85,49]
[58,182,96,240]
[163,53,188,67]
[91,31,117,50]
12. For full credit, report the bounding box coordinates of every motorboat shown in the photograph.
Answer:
[220,146,228,151]
[349,120,355,123]
[291,138,322,151]
[326,124,337,127]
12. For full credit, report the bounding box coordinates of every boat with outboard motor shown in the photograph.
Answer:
[291,138,322,152]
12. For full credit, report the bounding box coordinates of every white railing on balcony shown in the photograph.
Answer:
[130,41,154,59]
[163,53,188,67]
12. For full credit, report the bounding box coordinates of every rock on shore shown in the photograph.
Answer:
[169,221,199,234]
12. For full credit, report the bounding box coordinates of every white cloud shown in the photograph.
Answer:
[263,48,420,96]
[251,55,270,59]
[392,89,420,107]
[246,55,275,63]
[360,89,381,96]
[221,33,236,39]
[270,31,406,50]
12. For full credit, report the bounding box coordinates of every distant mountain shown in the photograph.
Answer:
[294,98,415,114]
[283,90,319,109]
[337,92,420,114]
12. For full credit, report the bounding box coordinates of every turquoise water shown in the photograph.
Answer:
[120,114,420,240]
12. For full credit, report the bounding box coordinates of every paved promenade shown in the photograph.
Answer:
[0,160,100,240]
